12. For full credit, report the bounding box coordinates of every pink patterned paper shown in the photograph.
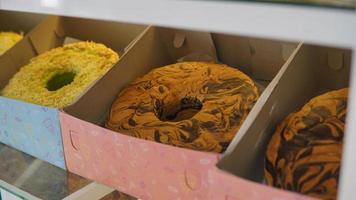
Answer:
[208,168,316,200]
[60,112,314,200]
[60,112,220,199]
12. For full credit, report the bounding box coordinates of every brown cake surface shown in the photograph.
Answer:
[265,88,348,200]
[106,62,259,152]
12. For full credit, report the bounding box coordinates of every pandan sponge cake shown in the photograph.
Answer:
[2,41,119,108]
[0,32,23,55]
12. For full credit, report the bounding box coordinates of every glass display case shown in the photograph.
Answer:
[0,1,355,199]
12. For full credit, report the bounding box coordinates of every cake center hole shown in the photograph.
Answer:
[158,97,202,122]
[46,71,76,91]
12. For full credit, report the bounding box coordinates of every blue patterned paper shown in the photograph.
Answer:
[0,97,65,169]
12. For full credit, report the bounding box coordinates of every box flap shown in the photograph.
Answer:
[282,43,298,61]
[217,42,351,183]
[0,15,147,107]
[212,33,298,81]
[65,26,219,124]
[158,27,217,62]
[177,53,216,63]
[28,16,64,55]
[0,56,16,89]
[64,26,172,124]
[0,10,44,33]
[62,17,145,56]
[0,37,37,89]
[217,42,303,181]
[0,16,63,90]
[212,34,252,75]
[315,47,351,91]
[249,38,285,81]
[328,49,344,71]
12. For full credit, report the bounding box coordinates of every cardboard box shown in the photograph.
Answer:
[0,10,44,33]
[0,16,147,169]
[218,42,351,198]
[60,26,306,199]
[0,10,45,56]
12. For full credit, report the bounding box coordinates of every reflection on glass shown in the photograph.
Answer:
[0,143,90,199]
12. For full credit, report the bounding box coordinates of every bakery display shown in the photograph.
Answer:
[106,61,259,153]
[265,88,348,200]
[2,41,119,108]
[0,32,23,55]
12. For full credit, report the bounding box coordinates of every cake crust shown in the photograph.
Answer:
[265,88,348,200]
[107,62,259,152]
[2,41,119,108]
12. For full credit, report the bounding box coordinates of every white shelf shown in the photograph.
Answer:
[0,0,355,47]
[1,1,356,200]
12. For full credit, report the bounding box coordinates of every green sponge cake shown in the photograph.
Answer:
[2,41,119,108]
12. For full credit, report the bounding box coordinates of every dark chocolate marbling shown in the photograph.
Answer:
[265,88,348,200]
[107,62,259,153]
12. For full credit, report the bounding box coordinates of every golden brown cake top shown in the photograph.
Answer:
[265,88,348,200]
[107,62,259,152]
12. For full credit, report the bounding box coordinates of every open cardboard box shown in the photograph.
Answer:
[0,10,45,56]
[217,42,351,199]
[0,15,147,169]
[60,26,309,199]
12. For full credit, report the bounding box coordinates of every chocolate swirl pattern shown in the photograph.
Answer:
[265,88,348,200]
[106,62,259,153]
